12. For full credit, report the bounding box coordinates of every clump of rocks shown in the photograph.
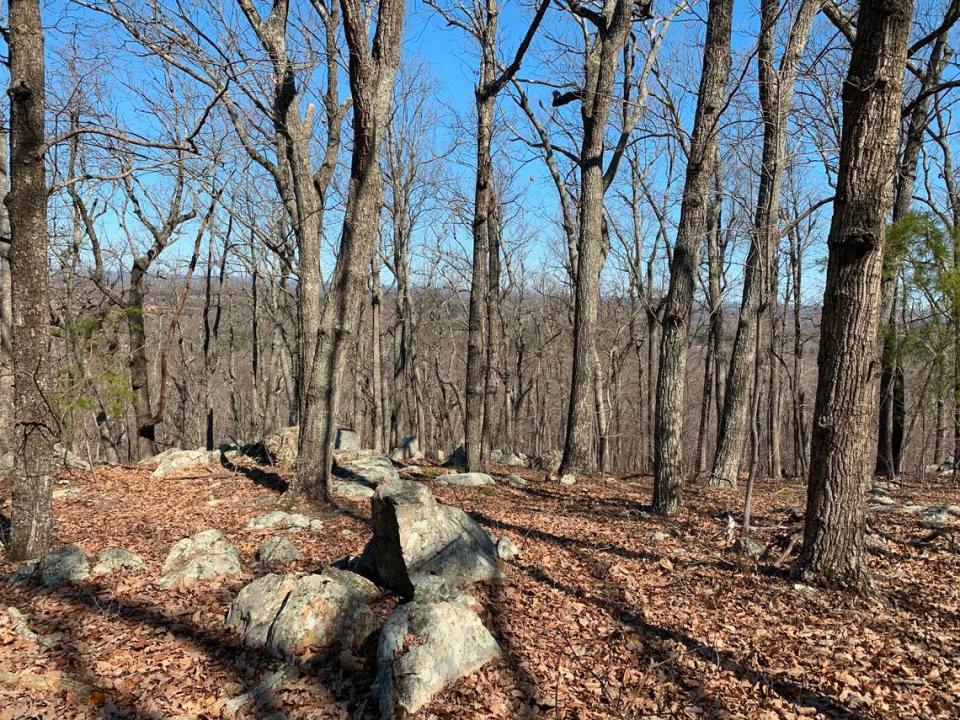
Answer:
[226,478,507,718]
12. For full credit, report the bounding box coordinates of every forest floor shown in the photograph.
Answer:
[0,460,958,720]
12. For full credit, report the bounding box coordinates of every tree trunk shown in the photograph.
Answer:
[875,34,946,478]
[799,0,914,590]
[0,134,13,458]
[291,0,406,502]
[7,0,56,561]
[653,0,733,513]
[560,0,635,476]
[711,0,817,488]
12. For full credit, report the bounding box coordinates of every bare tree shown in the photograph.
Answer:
[799,0,915,590]
[653,0,733,514]
[710,0,820,488]
[6,0,57,561]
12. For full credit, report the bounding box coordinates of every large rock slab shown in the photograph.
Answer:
[151,449,218,479]
[245,511,322,532]
[92,548,146,576]
[437,472,495,488]
[331,479,376,499]
[256,537,302,564]
[374,599,501,717]
[334,455,399,486]
[389,436,424,464]
[264,426,299,468]
[53,444,92,471]
[227,571,378,659]
[40,545,90,587]
[359,480,501,599]
[532,450,562,473]
[159,529,242,588]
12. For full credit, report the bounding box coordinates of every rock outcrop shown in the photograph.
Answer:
[39,545,90,587]
[226,570,378,659]
[436,472,495,488]
[358,479,501,599]
[373,599,501,718]
[159,529,242,588]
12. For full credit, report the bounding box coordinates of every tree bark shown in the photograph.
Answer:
[6,0,57,561]
[799,0,915,590]
[653,0,733,513]
[0,134,13,458]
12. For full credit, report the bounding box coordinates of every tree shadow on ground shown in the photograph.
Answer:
[219,456,289,494]
[471,510,661,563]
[517,560,870,719]
[3,576,375,719]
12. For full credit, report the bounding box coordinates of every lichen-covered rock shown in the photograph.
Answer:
[436,472,495,488]
[732,536,765,560]
[389,436,424,464]
[334,455,399,486]
[358,480,501,599]
[533,450,562,473]
[245,511,322,532]
[559,473,577,486]
[226,573,299,647]
[330,480,376,499]
[504,474,528,488]
[227,571,377,659]
[495,536,520,561]
[151,449,218,479]
[39,545,90,587]
[263,426,299,468]
[256,537,302,564]
[53,444,92,471]
[92,548,146,576]
[159,529,242,588]
[374,600,501,718]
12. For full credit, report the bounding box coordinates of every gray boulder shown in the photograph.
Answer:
[919,504,960,526]
[40,545,90,587]
[158,529,242,588]
[53,444,92,471]
[425,449,447,464]
[374,599,501,718]
[227,571,377,659]
[437,472,495,488]
[330,479,376,499]
[92,548,145,576]
[495,536,520,561]
[732,536,765,560]
[256,537,302,564]
[559,473,577,486]
[245,511,322,532]
[264,426,299,468]
[335,427,359,451]
[504,474,527,488]
[533,450,562,473]
[868,495,897,508]
[390,436,424,464]
[0,452,13,475]
[358,480,501,599]
[334,455,399,486]
[151,449,218,479]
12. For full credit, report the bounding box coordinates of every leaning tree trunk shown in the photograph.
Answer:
[653,0,733,514]
[7,0,57,561]
[799,0,915,590]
